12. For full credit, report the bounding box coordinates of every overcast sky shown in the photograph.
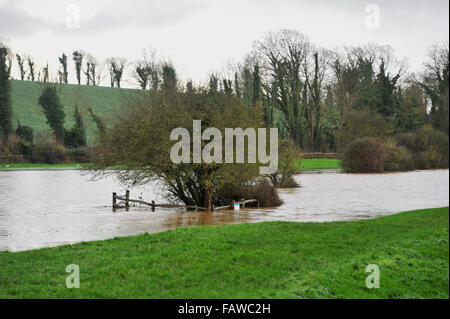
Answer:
[1,0,449,87]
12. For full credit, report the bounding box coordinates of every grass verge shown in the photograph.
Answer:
[0,159,341,171]
[296,158,341,170]
[0,163,84,170]
[0,207,448,298]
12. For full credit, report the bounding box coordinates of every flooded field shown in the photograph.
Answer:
[0,169,448,252]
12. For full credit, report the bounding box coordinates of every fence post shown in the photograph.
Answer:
[125,190,130,207]
[151,200,155,211]
[112,192,117,207]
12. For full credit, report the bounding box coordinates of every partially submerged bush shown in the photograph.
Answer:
[230,178,282,207]
[383,141,415,172]
[269,139,300,188]
[342,137,384,173]
[91,89,281,210]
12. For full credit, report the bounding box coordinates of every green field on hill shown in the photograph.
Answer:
[10,80,137,143]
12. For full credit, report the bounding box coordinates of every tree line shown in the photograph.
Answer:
[1,30,449,155]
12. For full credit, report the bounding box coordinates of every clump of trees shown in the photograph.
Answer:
[90,88,281,209]
[342,125,448,173]
[34,86,88,163]
[2,31,448,174]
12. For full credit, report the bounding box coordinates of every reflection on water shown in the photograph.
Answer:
[0,169,448,252]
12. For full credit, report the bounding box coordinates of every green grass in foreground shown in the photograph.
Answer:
[297,158,341,170]
[0,207,448,298]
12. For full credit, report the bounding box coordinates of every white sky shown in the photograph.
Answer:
[1,0,449,88]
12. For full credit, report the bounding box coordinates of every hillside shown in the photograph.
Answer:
[10,80,138,144]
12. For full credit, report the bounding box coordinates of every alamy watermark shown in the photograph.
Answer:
[65,4,81,29]
[365,4,380,29]
[365,264,380,288]
[170,120,278,175]
[66,264,80,288]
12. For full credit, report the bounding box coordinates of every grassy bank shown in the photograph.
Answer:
[0,158,341,171]
[297,158,341,170]
[0,207,448,298]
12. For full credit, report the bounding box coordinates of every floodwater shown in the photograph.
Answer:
[0,169,448,252]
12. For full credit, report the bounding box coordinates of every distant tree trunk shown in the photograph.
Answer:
[203,168,212,211]
[16,54,26,80]
[0,46,12,138]
[27,56,35,81]
[42,64,49,83]
[72,51,83,85]
[58,53,68,83]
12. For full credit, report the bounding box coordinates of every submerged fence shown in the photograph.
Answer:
[112,190,258,212]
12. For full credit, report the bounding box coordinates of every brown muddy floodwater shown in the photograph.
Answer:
[0,169,448,252]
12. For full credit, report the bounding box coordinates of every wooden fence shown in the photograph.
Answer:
[112,190,258,212]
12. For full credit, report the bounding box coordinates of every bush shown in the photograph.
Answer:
[18,140,33,157]
[269,139,300,188]
[396,125,449,169]
[337,111,394,152]
[15,124,33,143]
[382,141,415,172]
[342,137,385,173]
[0,133,21,156]
[65,147,91,163]
[32,132,67,164]
[234,178,282,207]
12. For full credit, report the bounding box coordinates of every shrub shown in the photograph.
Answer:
[342,137,384,173]
[0,133,21,156]
[15,124,33,143]
[234,178,282,207]
[18,140,33,157]
[65,147,91,163]
[337,111,394,151]
[32,132,67,164]
[396,125,449,169]
[382,140,415,172]
[269,139,300,188]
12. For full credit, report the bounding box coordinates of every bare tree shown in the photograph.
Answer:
[83,54,103,86]
[253,29,311,147]
[132,49,160,90]
[58,53,69,83]
[42,63,49,83]
[16,54,27,80]
[26,55,35,81]
[106,57,127,87]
